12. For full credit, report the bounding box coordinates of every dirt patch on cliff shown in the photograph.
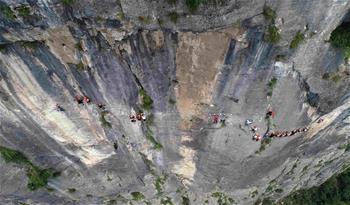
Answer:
[175,27,243,129]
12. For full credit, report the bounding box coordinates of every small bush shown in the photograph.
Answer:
[331,74,342,83]
[0,146,29,164]
[116,11,125,21]
[21,41,40,49]
[182,196,190,205]
[100,111,112,128]
[290,31,305,49]
[275,54,286,61]
[155,175,166,195]
[75,42,83,51]
[146,130,162,150]
[275,188,283,193]
[68,188,76,193]
[322,73,330,80]
[330,23,350,60]
[138,16,151,24]
[17,5,30,17]
[263,6,277,22]
[139,89,153,111]
[0,146,58,191]
[267,77,277,96]
[76,61,85,70]
[169,99,176,104]
[258,137,272,153]
[161,197,174,205]
[168,12,178,23]
[264,25,281,44]
[0,4,15,20]
[211,192,235,205]
[62,0,75,6]
[131,192,145,201]
[27,166,55,191]
[186,0,202,12]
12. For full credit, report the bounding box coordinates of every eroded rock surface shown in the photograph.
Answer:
[0,0,350,204]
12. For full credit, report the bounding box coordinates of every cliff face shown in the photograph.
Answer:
[0,0,350,204]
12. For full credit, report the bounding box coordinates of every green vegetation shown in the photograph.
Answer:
[263,6,277,22]
[186,0,201,12]
[139,152,156,174]
[169,98,176,104]
[250,190,258,198]
[76,61,85,70]
[17,5,30,17]
[275,54,286,61]
[182,196,190,205]
[267,77,277,96]
[254,198,274,205]
[331,73,342,83]
[287,161,298,175]
[257,137,272,153]
[330,23,350,60]
[21,41,40,49]
[155,175,166,195]
[62,0,75,6]
[47,187,55,192]
[131,192,145,201]
[138,16,151,24]
[75,42,83,51]
[322,73,330,80]
[0,146,58,191]
[290,31,305,49]
[265,179,277,193]
[338,143,350,152]
[161,197,174,205]
[279,166,350,205]
[116,12,125,21]
[139,89,153,111]
[322,71,348,83]
[264,25,281,44]
[275,188,283,193]
[0,4,15,20]
[68,188,76,193]
[147,131,162,150]
[99,111,112,128]
[168,12,178,23]
[211,192,235,205]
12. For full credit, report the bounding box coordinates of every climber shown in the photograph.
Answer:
[212,114,219,124]
[113,141,118,151]
[253,134,261,141]
[129,115,136,122]
[55,104,64,112]
[74,95,84,104]
[141,113,146,121]
[266,107,276,118]
[251,125,258,133]
[97,103,106,110]
[317,118,324,123]
[245,119,253,126]
[220,113,226,124]
[83,95,91,104]
[136,113,142,121]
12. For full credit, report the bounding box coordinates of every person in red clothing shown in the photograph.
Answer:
[74,95,84,104]
[266,107,276,118]
[253,134,261,141]
[83,96,91,103]
[129,115,136,122]
[212,114,219,123]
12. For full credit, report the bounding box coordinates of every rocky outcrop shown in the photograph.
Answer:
[0,0,350,204]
